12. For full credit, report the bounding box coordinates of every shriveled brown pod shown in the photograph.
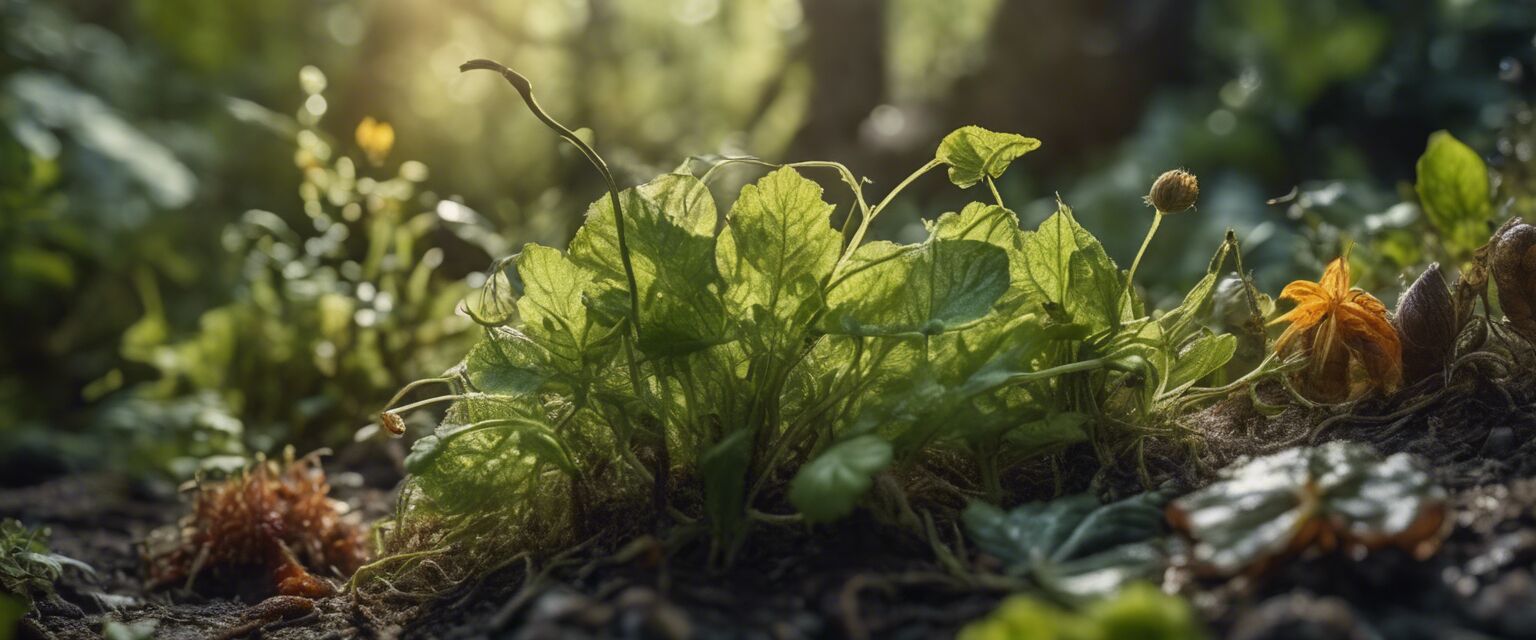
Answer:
[1393,263,1457,383]
[1493,218,1536,340]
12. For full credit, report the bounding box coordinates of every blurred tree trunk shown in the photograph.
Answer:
[790,0,888,172]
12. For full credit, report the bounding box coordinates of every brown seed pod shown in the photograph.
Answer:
[1393,263,1457,383]
[1493,218,1536,340]
[1145,169,1199,213]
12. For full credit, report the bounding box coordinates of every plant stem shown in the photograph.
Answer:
[460,59,642,340]
[986,176,1005,208]
[1122,210,1164,309]
[835,159,941,275]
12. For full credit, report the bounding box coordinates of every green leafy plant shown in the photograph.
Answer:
[360,60,1256,600]
[112,67,486,460]
[1166,441,1447,577]
[963,492,1169,600]
[0,519,92,611]
[958,583,1206,640]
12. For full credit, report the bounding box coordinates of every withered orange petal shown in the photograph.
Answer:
[1269,301,1327,328]
[1320,258,1351,300]
[1279,280,1329,305]
[1345,289,1389,316]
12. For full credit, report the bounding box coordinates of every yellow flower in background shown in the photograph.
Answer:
[355,116,394,165]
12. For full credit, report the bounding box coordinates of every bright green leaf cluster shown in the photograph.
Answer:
[368,80,1248,597]
[959,583,1206,640]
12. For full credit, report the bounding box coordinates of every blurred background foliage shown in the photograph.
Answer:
[3,0,1535,484]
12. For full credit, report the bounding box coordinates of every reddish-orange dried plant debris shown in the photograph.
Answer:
[1271,250,1403,402]
[146,449,367,598]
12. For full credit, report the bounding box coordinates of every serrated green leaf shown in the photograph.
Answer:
[1019,201,1124,328]
[717,167,840,349]
[568,174,731,356]
[936,126,1041,188]
[822,238,1009,336]
[1415,130,1491,256]
[789,435,893,522]
[463,331,545,396]
[515,244,608,369]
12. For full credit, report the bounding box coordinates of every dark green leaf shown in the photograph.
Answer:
[789,435,894,522]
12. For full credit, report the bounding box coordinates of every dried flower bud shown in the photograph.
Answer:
[1145,169,1199,214]
[380,410,406,436]
[1493,218,1536,341]
[1393,263,1457,383]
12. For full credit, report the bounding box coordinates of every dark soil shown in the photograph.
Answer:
[11,357,1536,639]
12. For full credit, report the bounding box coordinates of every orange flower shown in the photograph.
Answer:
[1271,251,1402,402]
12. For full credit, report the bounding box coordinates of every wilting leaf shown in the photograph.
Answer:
[964,492,1170,599]
[789,435,894,522]
[935,126,1042,188]
[1167,442,1447,577]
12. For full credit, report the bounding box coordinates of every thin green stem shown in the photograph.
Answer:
[460,59,642,340]
[1122,210,1164,307]
[986,176,1005,208]
[836,159,941,274]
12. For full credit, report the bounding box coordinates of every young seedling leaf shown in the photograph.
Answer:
[789,435,894,522]
[1162,333,1236,396]
[1415,130,1492,257]
[936,126,1042,188]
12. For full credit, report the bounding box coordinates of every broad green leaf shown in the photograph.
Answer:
[1415,131,1491,255]
[789,435,894,522]
[1018,200,1124,328]
[716,167,840,349]
[568,174,730,356]
[822,238,1010,336]
[700,429,753,540]
[515,244,605,368]
[931,203,1031,310]
[1003,412,1089,453]
[463,330,546,397]
[936,126,1042,188]
[963,491,1170,599]
[1162,333,1236,396]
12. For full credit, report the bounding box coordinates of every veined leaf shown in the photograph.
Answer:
[568,174,731,356]
[1162,333,1236,396]
[822,238,1009,336]
[463,330,545,397]
[515,244,607,369]
[717,167,840,349]
[789,435,893,522]
[936,126,1041,188]
[1415,130,1491,256]
[1019,200,1124,329]
[963,492,1170,599]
